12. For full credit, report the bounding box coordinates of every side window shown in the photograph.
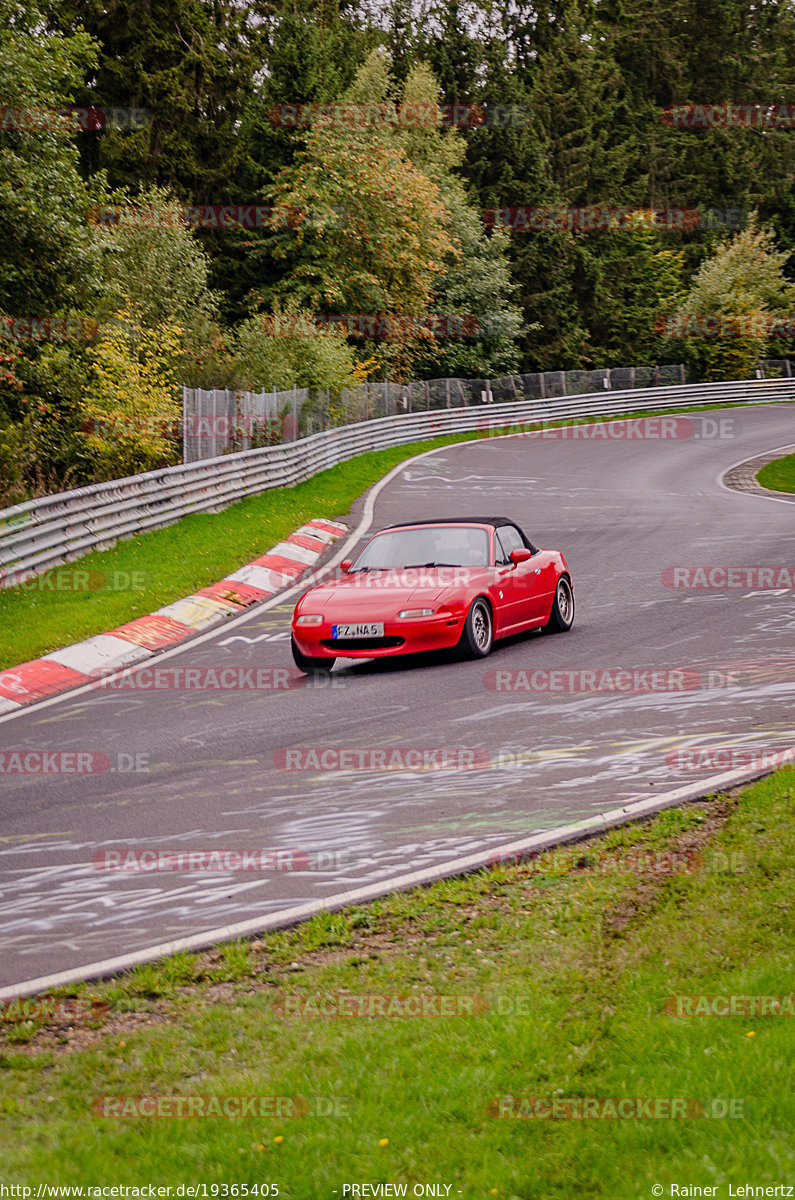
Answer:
[499,525,527,560]
[494,530,511,566]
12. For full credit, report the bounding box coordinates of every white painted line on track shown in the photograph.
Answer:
[1,751,790,1000]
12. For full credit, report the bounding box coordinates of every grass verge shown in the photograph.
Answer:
[1,400,790,669]
[757,452,795,493]
[1,768,793,1195]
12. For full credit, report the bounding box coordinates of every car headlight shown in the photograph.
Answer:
[295,614,323,626]
[398,608,434,618]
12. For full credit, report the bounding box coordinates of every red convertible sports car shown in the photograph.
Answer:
[291,517,574,673]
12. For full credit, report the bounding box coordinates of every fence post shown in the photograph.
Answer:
[211,389,218,458]
[241,389,248,451]
[445,377,451,408]
[182,386,188,463]
[292,384,298,439]
[365,380,369,420]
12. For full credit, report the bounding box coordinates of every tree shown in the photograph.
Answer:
[673,222,795,380]
[268,50,457,378]
[94,185,219,332]
[44,0,260,201]
[80,307,184,480]
[395,61,524,378]
[0,0,105,496]
[0,0,102,322]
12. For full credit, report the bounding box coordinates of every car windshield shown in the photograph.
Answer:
[351,525,490,570]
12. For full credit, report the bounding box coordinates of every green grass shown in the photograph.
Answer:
[1,769,793,1196]
[2,399,791,669]
[757,452,795,493]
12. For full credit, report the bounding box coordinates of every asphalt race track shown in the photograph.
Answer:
[1,402,794,995]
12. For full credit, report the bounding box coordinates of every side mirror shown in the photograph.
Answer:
[340,559,353,573]
[509,548,533,566]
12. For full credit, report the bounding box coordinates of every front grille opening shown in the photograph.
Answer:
[322,636,405,651]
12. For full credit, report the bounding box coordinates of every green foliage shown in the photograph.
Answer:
[2,0,795,494]
[395,62,525,379]
[232,307,361,395]
[43,0,260,200]
[269,51,455,322]
[756,452,795,495]
[95,185,219,332]
[0,0,108,498]
[80,308,183,480]
[676,222,795,380]
[0,0,104,319]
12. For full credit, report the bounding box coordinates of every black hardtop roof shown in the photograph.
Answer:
[382,517,518,530]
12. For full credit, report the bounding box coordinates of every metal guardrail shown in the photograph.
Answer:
[1,377,792,587]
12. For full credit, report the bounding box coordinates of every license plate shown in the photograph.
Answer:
[332,623,385,639]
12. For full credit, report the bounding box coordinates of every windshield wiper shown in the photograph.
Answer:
[402,562,463,569]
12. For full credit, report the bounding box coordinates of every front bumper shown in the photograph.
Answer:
[292,612,466,659]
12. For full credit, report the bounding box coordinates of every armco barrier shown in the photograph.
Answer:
[1,377,792,587]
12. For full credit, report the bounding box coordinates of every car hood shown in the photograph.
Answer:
[297,568,487,611]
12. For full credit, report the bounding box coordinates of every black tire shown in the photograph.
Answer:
[544,576,574,633]
[291,635,335,674]
[458,597,493,658]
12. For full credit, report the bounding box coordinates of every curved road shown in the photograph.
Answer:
[1,402,794,995]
